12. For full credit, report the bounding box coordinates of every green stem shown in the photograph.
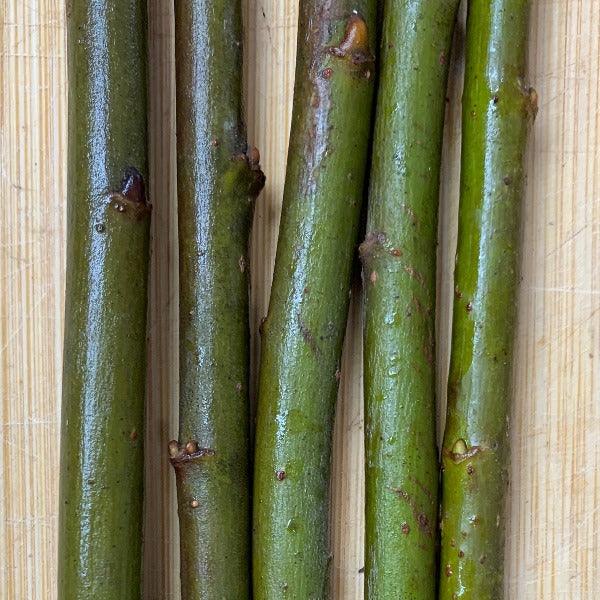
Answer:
[58,2,150,598]
[439,2,536,598]
[170,2,264,598]
[252,2,376,598]
[362,2,461,598]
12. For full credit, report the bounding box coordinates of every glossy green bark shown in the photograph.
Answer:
[362,2,461,598]
[439,2,536,598]
[170,1,264,598]
[58,2,149,598]
[253,2,376,598]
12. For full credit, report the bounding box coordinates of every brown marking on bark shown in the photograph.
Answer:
[439,51,447,65]
[190,499,199,509]
[393,488,410,502]
[129,429,138,441]
[458,550,465,558]
[298,316,319,355]
[454,286,463,299]
[391,488,432,537]
[423,340,434,366]
[445,564,453,577]
[466,302,473,312]
[322,68,333,79]
[234,149,266,197]
[359,233,407,262]
[404,265,425,286]
[370,270,378,284]
[328,14,374,79]
[248,146,260,166]
[409,476,435,502]
[168,440,215,468]
[526,87,539,119]
[466,464,475,475]
[417,513,431,535]
[412,295,425,315]
[121,167,145,202]
[332,15,369,58]
[359,231,386,262]
[401,522,410,535]
[503,175,513,186]
[108,167,151,220]
[276,470,286,481]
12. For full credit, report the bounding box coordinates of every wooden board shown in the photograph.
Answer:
[1,1,599,597]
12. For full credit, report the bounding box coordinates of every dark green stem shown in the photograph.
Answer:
[58,1,150,598]
[171,1,264,598]
[362,2,461,598]
[252,2,376,598]
[439,1,536,598]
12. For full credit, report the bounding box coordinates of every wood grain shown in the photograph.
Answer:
[1,1,598,598]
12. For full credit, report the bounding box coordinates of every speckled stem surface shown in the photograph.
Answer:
[171,1,265,598]
[252,1,376,598]
[361,2,461,599]
[439,1,536,598]
[58,1,150,598]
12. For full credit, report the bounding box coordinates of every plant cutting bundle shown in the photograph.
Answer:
[58,1,535,598]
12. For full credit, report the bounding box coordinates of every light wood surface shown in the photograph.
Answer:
[1,1,599,598]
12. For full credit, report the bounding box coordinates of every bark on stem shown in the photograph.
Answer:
[252,2,377,598]
[362,2,461,598]
[171,2,264,598]
[58,1,150,598]
[439,1,536,598]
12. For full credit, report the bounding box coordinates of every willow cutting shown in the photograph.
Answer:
[168,1,264,598]
[361,1,461,598]
[439,1,537,598]
[253,1,377,597]
[58,1,150,598]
